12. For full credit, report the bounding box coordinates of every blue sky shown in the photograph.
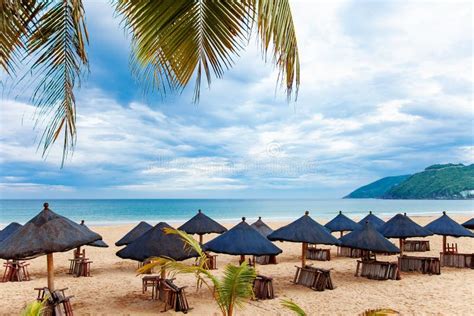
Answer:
[0,0,472,199]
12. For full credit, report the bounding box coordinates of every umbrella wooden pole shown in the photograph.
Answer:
[301,242,307,267]
[160,267,166,279]
[240,255,245,265]
[442,236,446,253]
[399,238,404,256]
[340,231,344,238]
[47,253,54,290]
[199,234,203,245]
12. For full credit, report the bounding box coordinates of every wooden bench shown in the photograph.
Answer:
[254,255,277,265]
[355,260,399,280]
[398,255,440,275]
[253,275,274,300]
[306,246,330,261]
[403,240,430,252]
[293,265,335,291]
[161,279,190,313]
[440,252,473,269]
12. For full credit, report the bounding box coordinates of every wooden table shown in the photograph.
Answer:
[293,265,335,291]
[306,246,331,261]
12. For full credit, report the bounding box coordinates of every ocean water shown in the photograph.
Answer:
[0,199,473,227]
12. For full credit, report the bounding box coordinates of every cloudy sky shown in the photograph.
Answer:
[0,0,472,199]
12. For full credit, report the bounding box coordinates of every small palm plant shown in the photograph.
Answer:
[20,298,47,316]
[138,228,256,316]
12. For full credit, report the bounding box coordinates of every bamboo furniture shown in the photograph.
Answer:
[355,260,400,280]
[398,255,440,275]
[1,260,30,282]
[440,253,473,269]
[160,279,190,313]
[35,287,74,316]
[293,265,335,291]
[254,255,277,265]
[403,240,430,252]
[253,275,274,300]
[306,245,331,261]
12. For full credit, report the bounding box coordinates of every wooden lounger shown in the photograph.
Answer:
[398,255,440,275]
[355,260,400,280]
[403,240,430,252]
[293,265,335,291]
[440,252,473,269]
[306,246,330,261]
[253,275,274,300]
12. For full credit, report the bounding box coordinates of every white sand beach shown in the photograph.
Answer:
[1,214,473,315]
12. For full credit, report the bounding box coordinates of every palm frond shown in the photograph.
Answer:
[21,298,47,316]
[27,0,88,165]
[116,0,252,102]
[255,0,300,100]
[217,262,256,315]
[281,299,307,316]
[0,0,43,75]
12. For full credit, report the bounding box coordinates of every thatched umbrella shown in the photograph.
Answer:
[81,220,109,248]
[340,221,400,256]
[425,212,474,253]
[268,211,340,267]
[116,222,198,278]
[0,222,22,242]
[203,217,282,264]
[0,203,101,290]
[358,211,385,231]
[178,209,227,244]
[380,213,432,255]
[250,217,273,237]
[462,218,474,230]
[115,221,152,246]
[325,211,360,237]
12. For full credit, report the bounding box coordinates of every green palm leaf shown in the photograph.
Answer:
[27,0,88,164]
[116,0,299,102]
[281,299,307,316]
[0,0,43,75]
[217,262,256,315]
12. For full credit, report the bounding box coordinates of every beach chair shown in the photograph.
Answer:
[161,279,190,313]
[253,275,274,300]
[292,265,335,291]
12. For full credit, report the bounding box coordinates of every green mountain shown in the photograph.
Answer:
[344,175,411,198]
[345,163,474,200]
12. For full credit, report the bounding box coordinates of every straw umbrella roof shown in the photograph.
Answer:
[462,218,474,230]
[340,221,400,254]
[324,211,360,232]
[358,211,385,231]
[250,217,273,237]
[203,217,282,256]
[425,212,474,238]
[380,213,433,238]
[0,203,102,260]
[80,221,109,248]
[0,222,22,242]
[268,211,340,245]
[116,222,198,262]
[178,209,227,235]
[115,221,152,246]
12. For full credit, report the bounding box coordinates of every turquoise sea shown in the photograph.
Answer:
[0,199,473,227]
